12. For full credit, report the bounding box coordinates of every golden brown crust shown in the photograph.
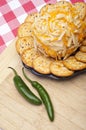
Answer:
[82,39,86,46]
[80,46,86,53]
[33,56,52,74]
[18,22,33,37]
[63,56,86,70]
[50,61,74,77]
[21,48,40,68]
[75,51,86,63]
[16,36,34,55]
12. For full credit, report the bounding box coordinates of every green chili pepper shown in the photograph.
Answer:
[22,67,54,121]
[8,67,42,105]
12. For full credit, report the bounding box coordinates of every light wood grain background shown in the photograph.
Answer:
[0,39,86,130]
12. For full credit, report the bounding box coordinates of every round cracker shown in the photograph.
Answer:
[63,56,86,70]
[50,61,74,77]
[75,51,86,63]
[25,12,38,23]
[21,48,40,68]
[80,45,86,53]
[18,22,33,37]
[16,36,34,55]
[33,56,52,74]
[82,39,86,45]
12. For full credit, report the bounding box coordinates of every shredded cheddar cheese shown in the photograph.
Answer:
[31,1,86,59]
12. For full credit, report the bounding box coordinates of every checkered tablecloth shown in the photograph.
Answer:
[0,0,86,54]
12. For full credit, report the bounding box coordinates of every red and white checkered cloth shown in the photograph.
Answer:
[0,0,86,54]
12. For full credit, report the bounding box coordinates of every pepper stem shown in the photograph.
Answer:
[8,67,18,76]
[22,67,32,83]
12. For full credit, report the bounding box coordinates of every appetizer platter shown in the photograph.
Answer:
[16,1,86,79]
[0,1,86,130]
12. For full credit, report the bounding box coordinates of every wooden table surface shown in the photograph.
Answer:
[0,39,86,130]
